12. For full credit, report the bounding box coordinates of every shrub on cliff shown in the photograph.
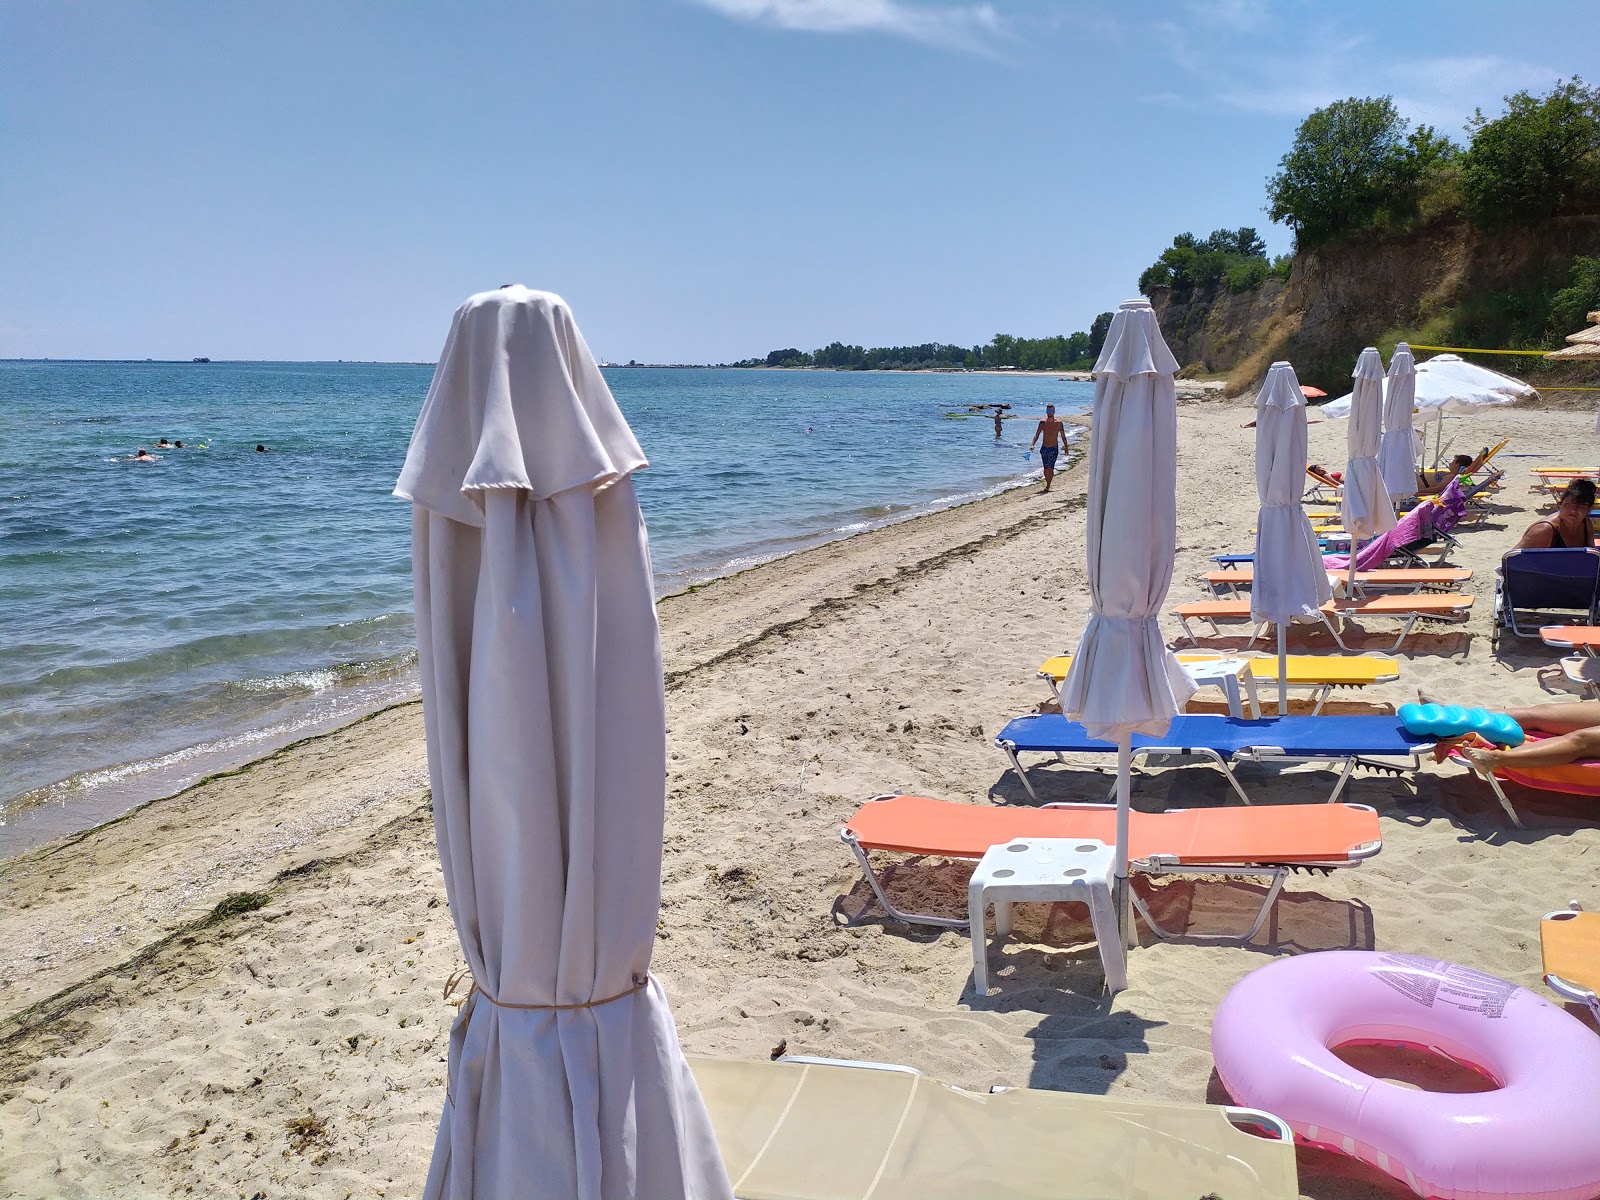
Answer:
[1138,227,1270,298]
[1549,256,1600,338]
[1462,77,1600,227]
[1266,96,1458,248]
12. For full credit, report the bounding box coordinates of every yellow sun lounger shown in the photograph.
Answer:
[1170,594,1474,653]
[1203,566,1472,598]
[689,1054,1300,1200]
[1040,651,1399,714]
[1540,904,1600,1022]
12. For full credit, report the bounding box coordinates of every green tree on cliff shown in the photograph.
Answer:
[1266,96,1457,246]
[1462,77,1600,226]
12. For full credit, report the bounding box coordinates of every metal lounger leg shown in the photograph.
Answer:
[1128,866,1287,943]
[1384,614,1419,654]
[1321,613,1353,652]
[842,832,970,929]
[1309,684,1332,715]
[1000,740,1040,803]
[1199,748,1255,804]
[1325,755,1359,804]
[1469,764,1525,828]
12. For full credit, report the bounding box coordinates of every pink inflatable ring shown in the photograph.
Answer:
[1212,951,1600,1200]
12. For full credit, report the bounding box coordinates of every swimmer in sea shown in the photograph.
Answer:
[174,440,184,448]
[157,437,172,448]
[255,444,269,453]
[133,448,158,462]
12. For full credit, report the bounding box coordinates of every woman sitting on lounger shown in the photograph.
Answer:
[1428,698,1600,771]
[1416,453,1504,500]
[1514,479,1596,550]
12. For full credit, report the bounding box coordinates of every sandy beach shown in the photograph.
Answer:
[3,397,1598,1200]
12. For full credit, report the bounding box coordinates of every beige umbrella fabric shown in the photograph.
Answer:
[1060,298,1194,971]
[396,287,732,1200]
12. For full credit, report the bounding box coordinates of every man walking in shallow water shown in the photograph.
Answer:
[1029,403,1065,493]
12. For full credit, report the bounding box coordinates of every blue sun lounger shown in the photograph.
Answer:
[995,713,1433,805]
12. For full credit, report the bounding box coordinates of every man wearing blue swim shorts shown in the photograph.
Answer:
[1029,403,1066,494]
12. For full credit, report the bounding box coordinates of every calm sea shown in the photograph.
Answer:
[0,362,1090,854]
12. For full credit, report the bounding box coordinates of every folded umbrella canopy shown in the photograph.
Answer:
[1377,342,1419,500]
[1060,299,1195,973]
[396,287,731,1200]
[1251,362,1332,712]
[1341,348,1397,596]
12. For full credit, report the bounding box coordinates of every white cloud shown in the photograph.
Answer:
[1386,56,1563,131]
[1145,3,1564,137]
[692,0,1004,53]
[1183,0,1271,34]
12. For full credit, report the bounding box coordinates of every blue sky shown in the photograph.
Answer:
[3,1,1595,363]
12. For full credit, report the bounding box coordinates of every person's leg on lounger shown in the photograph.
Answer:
[1421,696,1600,768]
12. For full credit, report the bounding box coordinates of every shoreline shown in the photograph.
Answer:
[0,450,1092,1021]
[1,439,1080,862]
[7,403,1597,1199]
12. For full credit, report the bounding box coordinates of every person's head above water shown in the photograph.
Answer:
[255,444,267,452]
[157,437,170,446]
[174,440,184,448]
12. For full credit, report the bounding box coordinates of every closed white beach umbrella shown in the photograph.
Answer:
[396,287,731,1200]
[1251,362,1332,713]
[1061,299,1195,967]
[1340,348,1396,596]
[1377,342,1419,499]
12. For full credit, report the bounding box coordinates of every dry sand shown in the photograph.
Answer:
[2,400,1597,1200]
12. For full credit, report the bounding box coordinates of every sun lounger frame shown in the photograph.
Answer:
[1035,658,1399,717]
[997,735,1417,808]
[840,795,1382,944]
[1172,598,1472,655]
[689,1053,1300,1200]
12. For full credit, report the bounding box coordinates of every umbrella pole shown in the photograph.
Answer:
[1113,737,1134,978]
[1432,419,1443,471]
[1276,625,1288,715]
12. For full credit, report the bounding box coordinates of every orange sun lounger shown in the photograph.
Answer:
[840,793,1383,943]
[1203,566,1472,598]
[1172,593,1474,653]
[1541,905,1600,1021]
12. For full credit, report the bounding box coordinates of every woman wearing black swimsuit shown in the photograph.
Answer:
[1514,478,1596,550]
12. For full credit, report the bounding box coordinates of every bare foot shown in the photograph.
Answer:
[1035,697,1062,715]
[1416,687,1441,706]
[1463,745,1501,773]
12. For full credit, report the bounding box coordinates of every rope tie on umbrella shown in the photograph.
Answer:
[442,967,648,1011]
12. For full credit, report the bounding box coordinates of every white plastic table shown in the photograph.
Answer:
[967,837,1127,997]
[1184,657,1261,719]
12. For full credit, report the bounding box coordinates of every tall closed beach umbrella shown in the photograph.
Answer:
[1061,299,1195,969]
[1251,362,1332,712]
[1377,342,1418,500]
[396,287,731,1200]
[1340,347,1396,597]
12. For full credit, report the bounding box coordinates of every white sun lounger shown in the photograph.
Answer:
[688,1055,1299,1200]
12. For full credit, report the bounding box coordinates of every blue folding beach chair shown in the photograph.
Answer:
[1492,548,1600,644]
[994,713,1433,806]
